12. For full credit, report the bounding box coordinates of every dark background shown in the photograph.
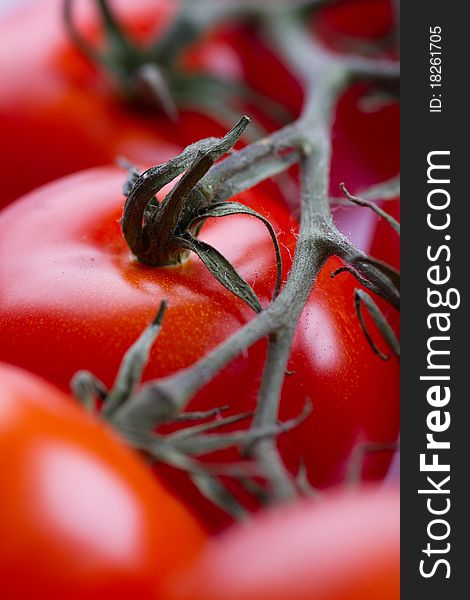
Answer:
[401,1,468,597]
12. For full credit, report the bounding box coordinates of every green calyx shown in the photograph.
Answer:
[120,117,283,314]
[63,0,292,128]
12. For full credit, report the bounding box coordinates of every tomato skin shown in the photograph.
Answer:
[0,166,399,530]
[165,487,400,600]
[0,362,205,600]
[0,166,295,388]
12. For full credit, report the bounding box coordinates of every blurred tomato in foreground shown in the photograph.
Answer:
[0,362,205,600]
[166,487,399,600]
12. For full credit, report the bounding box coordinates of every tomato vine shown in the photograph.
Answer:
[65,0,400,514]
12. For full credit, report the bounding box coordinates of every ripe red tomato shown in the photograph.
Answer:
[0,0,171,206]
[0,362,205,599]
[0,166,399,530]
[165,487,400,600]
[314,0,397,54]
[0,0,398,212]
[0,0,286,208]
[0,0,242,208]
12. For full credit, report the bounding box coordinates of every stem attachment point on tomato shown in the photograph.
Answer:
[121,117,283,312]
[64,0,179,112]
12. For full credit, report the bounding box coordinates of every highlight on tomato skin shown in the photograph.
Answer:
[164,486,400,600]
[0,362,206,600]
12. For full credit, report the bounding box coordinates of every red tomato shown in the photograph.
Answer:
[314,0,396,53]
[0,0,238,208]
[0,0,398,213]
[165,487,400,600]
[0,166,399,530]
[0,0,290,209]
[0,362,205,599]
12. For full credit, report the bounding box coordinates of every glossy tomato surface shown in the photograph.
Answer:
[0,362,205,599]
[0,166,399,530]
[165,487,400,600]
